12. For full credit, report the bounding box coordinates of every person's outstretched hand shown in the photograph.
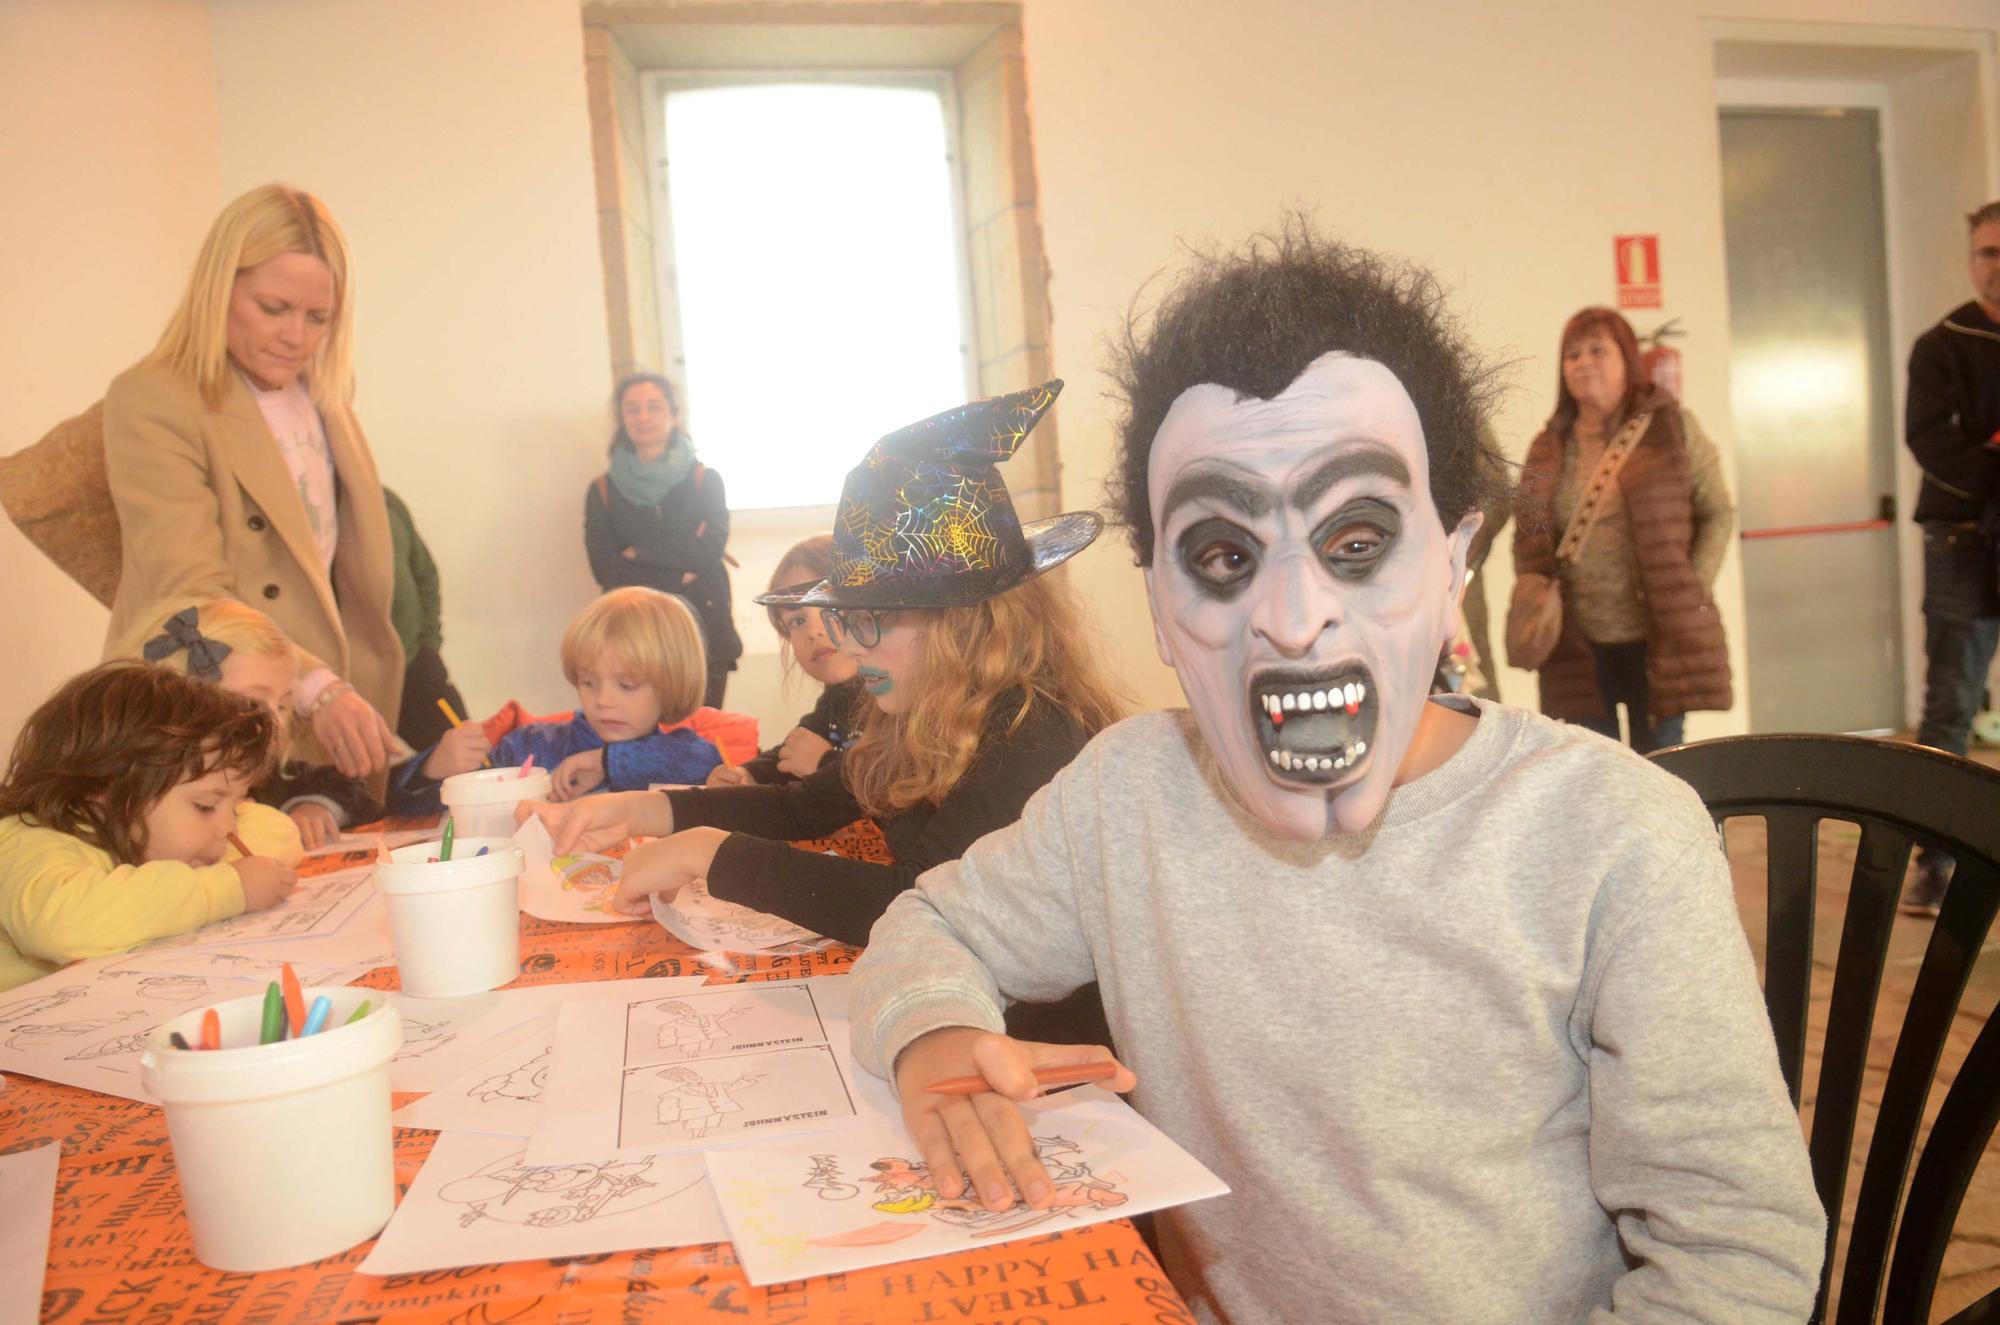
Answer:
[893,1027,1136,1211]
[514,789,670,853]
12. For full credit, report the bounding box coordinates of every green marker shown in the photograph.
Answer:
[439,816,456,862]
[344,999,372,1025]
[258,981,285,1044]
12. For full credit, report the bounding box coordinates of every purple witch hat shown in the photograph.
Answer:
[756,380,1099,610]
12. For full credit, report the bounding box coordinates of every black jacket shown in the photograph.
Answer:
[583,463,743,669]
[737,678,865,784]
[1907,301,2000,524]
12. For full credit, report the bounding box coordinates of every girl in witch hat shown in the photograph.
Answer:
[524,381,1122,1045]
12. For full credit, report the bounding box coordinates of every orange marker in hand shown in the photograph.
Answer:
[280,962,306,1038]
[924,1061,1120,1096]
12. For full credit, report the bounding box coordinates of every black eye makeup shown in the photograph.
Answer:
[1313,498,1401,580]
[1177,516,1262,598]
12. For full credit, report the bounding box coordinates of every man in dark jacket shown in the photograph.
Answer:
[1902,200,2000,915]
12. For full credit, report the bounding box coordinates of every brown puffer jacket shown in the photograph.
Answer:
[1514,388,1732,720]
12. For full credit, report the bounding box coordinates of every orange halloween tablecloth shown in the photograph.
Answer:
[2,822,1195,1324]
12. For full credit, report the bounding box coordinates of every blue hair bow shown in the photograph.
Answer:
[142,608,232,681]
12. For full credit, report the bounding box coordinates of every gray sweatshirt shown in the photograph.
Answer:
[849,697,1823,1324]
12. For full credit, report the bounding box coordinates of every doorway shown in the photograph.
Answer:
[1720,107,1904,733]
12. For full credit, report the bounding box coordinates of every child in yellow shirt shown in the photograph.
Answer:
[0,663,302,991]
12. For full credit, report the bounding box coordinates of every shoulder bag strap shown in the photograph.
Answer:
[1554,409,1652,566]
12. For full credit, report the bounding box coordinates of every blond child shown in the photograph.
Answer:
[399,586,721,808]
[709,534,863,787]
[137,599,398,848]
[0,663,301,992]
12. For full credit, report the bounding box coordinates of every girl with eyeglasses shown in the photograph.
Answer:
[522,384,1121,1043]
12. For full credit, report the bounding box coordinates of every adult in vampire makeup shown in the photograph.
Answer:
[847,225,1823,1323]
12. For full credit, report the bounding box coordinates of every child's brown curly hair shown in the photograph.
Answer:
[0,662,279,864]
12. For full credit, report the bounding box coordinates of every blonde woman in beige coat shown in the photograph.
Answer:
[102,184,402,780]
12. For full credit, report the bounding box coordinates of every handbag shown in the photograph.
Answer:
[1505,409,1652,671]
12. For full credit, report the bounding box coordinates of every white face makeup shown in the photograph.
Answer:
[1144,353,1477,839]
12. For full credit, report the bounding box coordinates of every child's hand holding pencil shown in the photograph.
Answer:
[892,1027,1136,1215]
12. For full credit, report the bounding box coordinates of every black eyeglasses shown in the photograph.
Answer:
[820,607,891,649]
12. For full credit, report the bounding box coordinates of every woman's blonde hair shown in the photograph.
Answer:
[841,571,1124,816]
[561,587,707,724]
[149,184,356,410]
[140,598,297,676]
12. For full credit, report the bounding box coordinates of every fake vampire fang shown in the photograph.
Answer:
[1248,667,1378,785]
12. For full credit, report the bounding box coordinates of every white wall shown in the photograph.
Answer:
[5,0,1998,760]
[0,0,221,756]
[207,0,614,721]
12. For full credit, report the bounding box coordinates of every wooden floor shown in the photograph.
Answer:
[1719,747,2000,1322]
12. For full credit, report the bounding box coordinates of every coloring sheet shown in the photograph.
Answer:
[0,962,264,1102]
[529,975,897,1165]
[391,975,706,1137]
[387,992,549,1093]
[133,861,376,951]
[705,1086,1230,1287]
[514,817,633,925]
[0,1141,60,1324]
[358,1130,725,1275]
[651,878,816,952]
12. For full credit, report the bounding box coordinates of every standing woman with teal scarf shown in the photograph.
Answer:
[584,373,742,706]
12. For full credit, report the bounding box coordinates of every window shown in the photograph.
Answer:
[651,78,974,510]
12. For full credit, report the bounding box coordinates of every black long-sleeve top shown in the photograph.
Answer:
[583,462,743,668]
[667,691,1089,945]
[667,689,1112,1046]
[736,679,866,784]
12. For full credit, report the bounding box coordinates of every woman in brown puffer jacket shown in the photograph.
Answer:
[1513,307,1735,752]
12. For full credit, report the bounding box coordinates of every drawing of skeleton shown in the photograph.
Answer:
[0,985,88,1023]
[437,1150,693,1229]
[651,999,749,1057]
[469,1047,550,1103]
[652,1065,763,1138]
[6,1012,140,1052]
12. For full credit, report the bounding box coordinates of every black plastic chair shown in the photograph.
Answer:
[1650,734,2000,1325]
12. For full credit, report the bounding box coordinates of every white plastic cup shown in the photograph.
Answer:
[139,989,401,1271]
[372,839,524,997]
[440,766,553,840]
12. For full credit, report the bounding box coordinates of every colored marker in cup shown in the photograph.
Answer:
[169,1031,192,1052]
[200,1008,221,1052]
[440,816,456,862]
[518,754,536,780]
[259,982,285,1045]
[301,996,332,1036]
[344,1000,372,1026]
[280,962,306,1037]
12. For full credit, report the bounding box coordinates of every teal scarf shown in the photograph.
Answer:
[609,430,697,507]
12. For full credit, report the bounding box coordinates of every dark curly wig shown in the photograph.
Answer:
[1106,218,1508,565]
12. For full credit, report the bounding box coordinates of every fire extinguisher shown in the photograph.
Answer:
[1641,318,1684,400]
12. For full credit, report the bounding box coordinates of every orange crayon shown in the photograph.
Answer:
[227,831,253,858]
[199,1008,221,1051]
